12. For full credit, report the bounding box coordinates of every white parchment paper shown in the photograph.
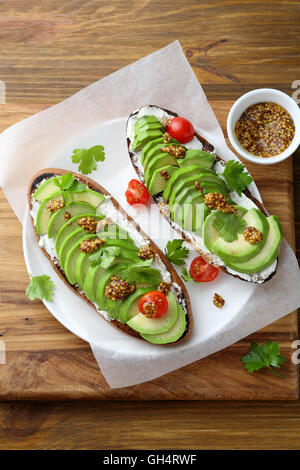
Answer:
[1,41,300,388]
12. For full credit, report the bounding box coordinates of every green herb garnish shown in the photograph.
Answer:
[71,145,105,175]
[53,173,86,201]
[120,259,161,285]
[25,274,54,302]
[222,160,253,196]
[181,267,193,283]
[213,211,246,242]
[165,239,189,266]
[89,246,121,269]
[241,341,286,378]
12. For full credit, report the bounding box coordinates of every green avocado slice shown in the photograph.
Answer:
[64,234,98,285]
[163,166,216,201]
[55,213,103,255]
[127,292,178,335]
[47,201,96,238]
[225,215,283,274]
[168,180,229,208]
[144,153,178,186]
[95,264,124,311]
[132,129,163,151]
[141,304,187,344]
[178,149,216,169]
[84,265,105,302]
[148,165,178,196]
[211,208,269,264]
[35,191,64,235]
[33,177,59,201]
[119,287,151,323]
[74,252,91,289]
[58,228,85,270]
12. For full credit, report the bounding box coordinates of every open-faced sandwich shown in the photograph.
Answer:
[28,169,193,345]
[126,105,284,284]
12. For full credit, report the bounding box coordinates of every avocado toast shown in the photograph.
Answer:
[28,168,193,345]
[126,105,283,284]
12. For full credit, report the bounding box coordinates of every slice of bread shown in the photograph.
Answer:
[28,168,193,345]
[126,105,278,284]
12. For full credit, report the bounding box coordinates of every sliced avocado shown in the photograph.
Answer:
[74,252,91,289]
[132,129,163,151]
[48,201,96,238]
[96,236,138,252]
[148,165,178,196]
[134,115,162,133]
[64,234,98,285]
[95,264,124,311]
[225,215,283,274]
[84,265,105,302]
[55,213,102,254]
[193,202,211,235]
[212,209,269,264]
[144,153,178,186]
[119,287,150,323]
[97,224,131,242]
[58,227,86,270]
[36,191,64,235]
[72,189,105,207]
[136,122,163,135]
[178,149,216,169]
[127,291,178,335]
[141,138,165,164]
[33,177,59,201]
[172,191,196,231]
[141,304,187,344]
[163,166,216,201]
[169,180,228,208]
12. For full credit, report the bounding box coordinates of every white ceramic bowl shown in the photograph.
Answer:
[227,88,300,165]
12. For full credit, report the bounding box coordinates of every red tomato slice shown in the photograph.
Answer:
[125,179,150,205]
[138,291,168,318]
[190,256,219,282]
[167,117,194,144]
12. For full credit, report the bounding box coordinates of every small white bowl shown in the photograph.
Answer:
[227,88,300,165]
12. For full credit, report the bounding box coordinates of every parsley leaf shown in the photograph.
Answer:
[71,145,105,175]
[222,160,253,196]
[181,267,193,283]
[25,274,54,302]
[165,239,189,266]
[241,342,286,378]
[213,211,246,242]
[89,246,121,269]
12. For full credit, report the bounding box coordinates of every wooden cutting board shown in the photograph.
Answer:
[0,101,298,400]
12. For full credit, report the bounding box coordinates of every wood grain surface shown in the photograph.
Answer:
[0,0,299,449]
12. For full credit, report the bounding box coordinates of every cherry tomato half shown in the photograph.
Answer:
[138,291,168,318]
[190,256,219,282]
[167,117,194,144]
[125,179,150,206]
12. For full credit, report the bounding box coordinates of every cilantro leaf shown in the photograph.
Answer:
[181,267,193,282]
[53,173,86,202]
[54,173,75,191]
[213,211,246,242]
[25,274,54,302]
[165,239,189,266]
[89,246,121,269]
[241,342,286,378]
[120,259,161,285]
[222,160,253,196]
[71,145,105,175]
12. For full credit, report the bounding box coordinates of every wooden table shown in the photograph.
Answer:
[0,0,300,449]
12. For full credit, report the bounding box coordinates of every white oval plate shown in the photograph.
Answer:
[23,117,256,348]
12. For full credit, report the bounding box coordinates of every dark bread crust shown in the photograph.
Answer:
[27,168,193,345]
[126,105,278,284]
